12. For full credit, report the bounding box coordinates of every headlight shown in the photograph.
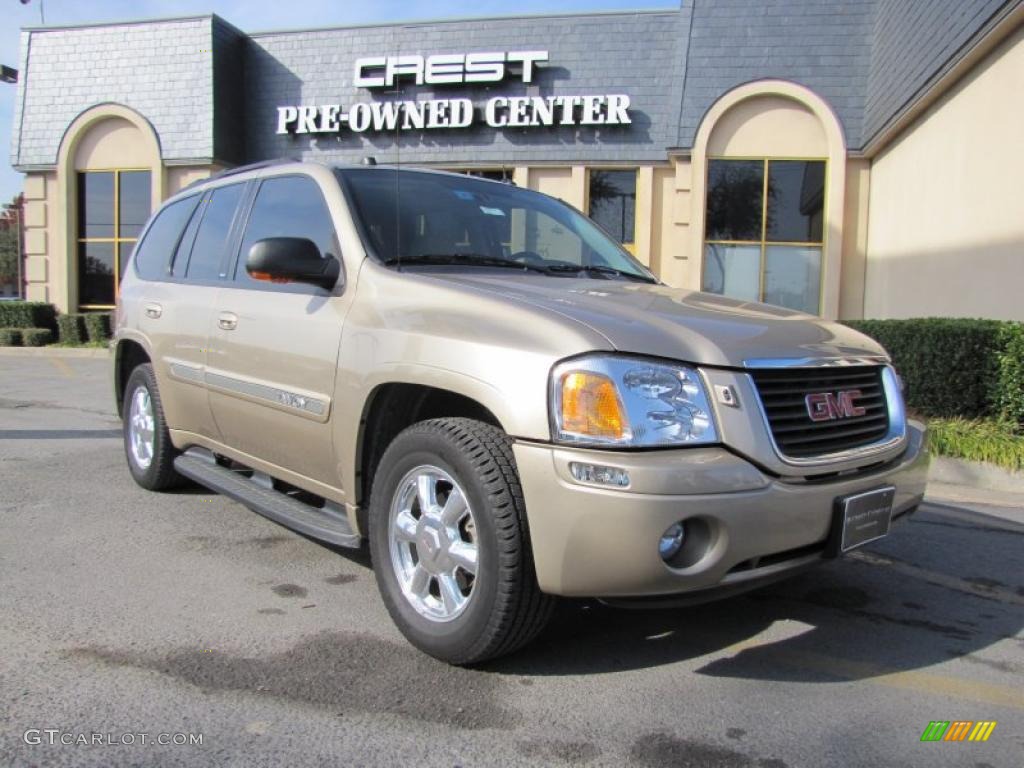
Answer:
[550,355,718,447]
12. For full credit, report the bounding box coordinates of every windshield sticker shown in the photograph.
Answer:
[453,190,475,200]
[479,206,506,216]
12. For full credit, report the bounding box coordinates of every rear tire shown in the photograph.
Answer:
[369,418,554,665]
[122,363,183,491]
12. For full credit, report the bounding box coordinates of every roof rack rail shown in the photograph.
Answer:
[182,158,298,191]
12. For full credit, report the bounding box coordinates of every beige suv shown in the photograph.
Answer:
[114,160,929,664]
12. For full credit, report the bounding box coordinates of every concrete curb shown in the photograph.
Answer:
[0,346,111,359]
[928,455,1024,495]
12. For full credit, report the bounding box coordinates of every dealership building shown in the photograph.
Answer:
[7,0,1023,319]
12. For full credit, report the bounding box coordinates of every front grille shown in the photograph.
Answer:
[750,366,890,458]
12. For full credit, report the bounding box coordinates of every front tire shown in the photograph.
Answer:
[369,418,553,665]
[122,363,183,491]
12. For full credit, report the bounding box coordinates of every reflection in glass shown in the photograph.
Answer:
[78,242,115,306]
[236,176,338,284]
[187,184,246,280]
[763,245,821,314]
[119,171,152,239]
[705,160,763,241]
[589,170,636,244]
[78,172,115,238]
[766,161,824,243]
[702,243,761,302]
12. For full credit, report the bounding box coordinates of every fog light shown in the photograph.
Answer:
[569,462,630,487]
[659,522,686,561]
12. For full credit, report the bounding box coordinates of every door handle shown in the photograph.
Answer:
[218,312,238,331]
[144,303,162,319]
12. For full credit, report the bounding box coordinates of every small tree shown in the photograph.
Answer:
[0,194,24,296]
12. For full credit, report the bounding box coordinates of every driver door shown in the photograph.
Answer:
[205,173,347,486]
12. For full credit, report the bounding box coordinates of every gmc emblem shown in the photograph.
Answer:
[805,390,867,422]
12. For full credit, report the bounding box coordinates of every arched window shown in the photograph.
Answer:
[77,167,151,308]
[691,82,847,317]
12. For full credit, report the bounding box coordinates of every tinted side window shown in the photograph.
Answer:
[133,196,199,280]
[235,176,339,285]
[184,183,246,281]
[171,198,205,278]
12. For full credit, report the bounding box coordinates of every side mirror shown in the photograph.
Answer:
[246,237,339,290]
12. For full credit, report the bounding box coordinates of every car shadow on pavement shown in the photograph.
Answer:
[487,506,1024,682]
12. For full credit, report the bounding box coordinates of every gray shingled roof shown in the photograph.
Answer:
[9,1,1015,170]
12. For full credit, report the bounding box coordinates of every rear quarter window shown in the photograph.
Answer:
[132,195,200,281]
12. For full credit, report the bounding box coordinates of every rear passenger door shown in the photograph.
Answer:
[133,182,247,440]
[205,174,347,487]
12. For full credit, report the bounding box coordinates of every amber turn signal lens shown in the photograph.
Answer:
[560,371,627,440]
[249,270,290,284]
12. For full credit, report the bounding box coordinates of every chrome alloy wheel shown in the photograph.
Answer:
[128,384,156,470]
[388,465,479,622]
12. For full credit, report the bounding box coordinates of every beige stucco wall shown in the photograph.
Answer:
[167,165,222,196]
[838,158,870,319]
[22,172,56,304]
[864,25,1024,320]
[706,95,828,157]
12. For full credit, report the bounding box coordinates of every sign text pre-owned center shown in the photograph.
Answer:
[276,50,632,135]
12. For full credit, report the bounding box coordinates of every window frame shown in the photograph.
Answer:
[76,167,152,310]
[176,180,252,285]
[586,167,638,254]
[701,155,828,314]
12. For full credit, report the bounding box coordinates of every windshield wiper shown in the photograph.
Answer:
[541,263,657,283]
[382,254,549,273]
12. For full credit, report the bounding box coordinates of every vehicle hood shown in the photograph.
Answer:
[419,272,888,368]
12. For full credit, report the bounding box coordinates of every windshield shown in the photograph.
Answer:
[338,168,656,282]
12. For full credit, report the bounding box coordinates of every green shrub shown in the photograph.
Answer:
[995,323,1024,428]
[83,312,112,343]
[57,313,85,345]
[21,328,53,347]
[928,418,1024,473]
[0,328,22,346]
[0,301,57,331]
[844,318,1005,420]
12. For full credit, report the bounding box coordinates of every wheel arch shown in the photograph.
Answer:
[114,338,153,418]
[354,381,506,533]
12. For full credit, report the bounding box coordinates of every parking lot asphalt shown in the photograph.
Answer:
[1,353,1023,768]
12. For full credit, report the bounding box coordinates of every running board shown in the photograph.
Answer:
[173,449,361,549]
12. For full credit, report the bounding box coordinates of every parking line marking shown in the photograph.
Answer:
[786,651,1024,711]
[47,356,76,378]
[848,550,1024,607]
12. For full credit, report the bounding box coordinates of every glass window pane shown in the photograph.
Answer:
[705,160,763,241]
[702,243,761,302]
[78,172,115,239]
[763,245,821,314]
[133,195,200,281]
[119,171,152,239]
[185,184,246,281]
[588,170,636,244]
[171,198,205,278]
[78,242,115,306]
[766,161,824,243]
[235,176,338,284]
[341,169,650,279]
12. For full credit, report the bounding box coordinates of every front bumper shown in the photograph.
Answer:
[513,421,929,597]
